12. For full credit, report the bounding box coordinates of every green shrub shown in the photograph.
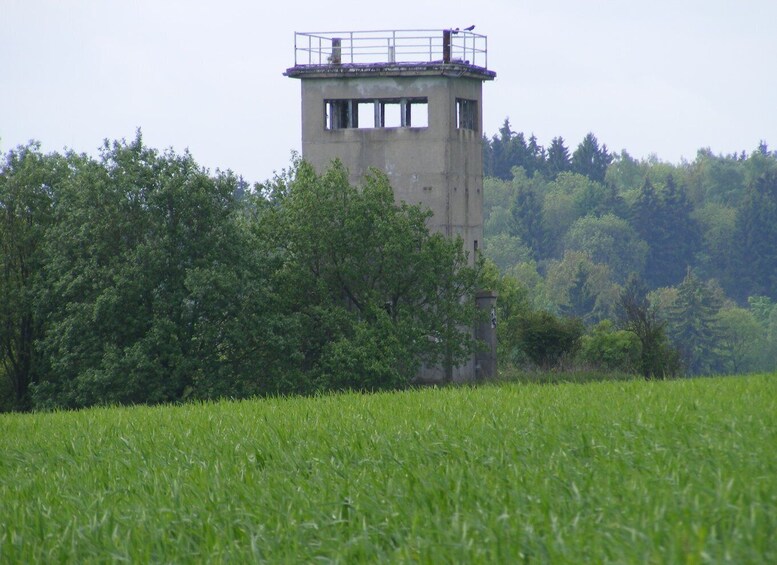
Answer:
[516,311,584,369]
[579,320,642,372]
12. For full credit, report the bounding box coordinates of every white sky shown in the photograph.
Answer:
[2,0,776,185]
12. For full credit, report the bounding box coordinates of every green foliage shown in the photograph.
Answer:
[479,262,532,366]
[732,170,777,301]
[482,233,532,272]
[484,119,546,179]
[1,137,484,410]
[617,276,680,379]
[509,179,545,260]
[544,251,616,324]
[579,320,642,372]
[546,136,571,179]
[571,132,612,183]
[666,270,724,375]
[0,144,66,410]
[262,160,480,388]
[514,311,584,369]
[3,376,776,562]
[32,134,289,408]
[715,307,766,374]
[564,213,647,282]
[693,202,737,288]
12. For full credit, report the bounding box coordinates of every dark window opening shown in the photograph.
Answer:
[456,98,478,130]
[325,98,428,129]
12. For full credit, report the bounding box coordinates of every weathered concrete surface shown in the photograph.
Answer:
[287,60,497,382]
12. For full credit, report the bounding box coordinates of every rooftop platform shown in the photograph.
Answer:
[285,29,496,81]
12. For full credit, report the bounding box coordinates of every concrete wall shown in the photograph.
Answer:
[299,74,485,265]
[295,69,495,383]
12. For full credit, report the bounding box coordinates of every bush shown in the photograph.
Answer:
[516,311,584,369]
[579,320,642,372]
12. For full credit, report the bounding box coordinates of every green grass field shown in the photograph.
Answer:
[2,375,776,562]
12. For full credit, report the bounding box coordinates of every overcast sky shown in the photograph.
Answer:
[2,0,776,185]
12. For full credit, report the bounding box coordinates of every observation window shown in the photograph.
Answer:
[456,98,478,130]
[325,98,428,129]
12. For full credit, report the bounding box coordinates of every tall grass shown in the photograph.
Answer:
[1,375,776,562]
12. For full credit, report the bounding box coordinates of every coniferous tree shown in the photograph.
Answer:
[667,270,723,375]
[526,134,547,178]
[630,178,662,286]
[571,133,612,184]
[657,175,700,285]
[732,171,777,301]
[491,119,517,180]
[509,183,545,260]
[546,136,571,179]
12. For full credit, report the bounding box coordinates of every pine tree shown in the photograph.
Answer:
[571,133,612,183]
[491,118,516,180]
[546,136,571,179]
[509,183,545,260]
[527,134,547,178]
[657,175,700,286]
[667,269,723,375]
[732,171,777,301]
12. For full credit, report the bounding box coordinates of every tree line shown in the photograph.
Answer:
[0,134,479,411]
[482,120,777,377]
[4,125,776,411]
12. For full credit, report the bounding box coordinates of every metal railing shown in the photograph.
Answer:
[292,29,488,69]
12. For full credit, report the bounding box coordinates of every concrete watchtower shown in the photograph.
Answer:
[285,29,497,381]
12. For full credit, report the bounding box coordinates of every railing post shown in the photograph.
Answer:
[331,38,342,65]
[442,29,451,63]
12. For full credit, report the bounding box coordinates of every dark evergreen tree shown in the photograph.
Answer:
[630,177,660,232]
[546,136,571,179]
[667,270,723,375]
[732,171,777,301]
[485,120,547,180]
[558,262,597,323]
[490,118,518,180]
[657,175,700,285]
[571,133,612,183]
[509,183,545,260]
[526,134,547,178]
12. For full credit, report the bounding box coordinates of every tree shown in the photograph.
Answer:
[478,260,532,367]
[514,311,584,369]
[564,213,648,282]
[483,234,532,272]
[0,144,65,410]
[715,307,765,374]
[33,134,286,408]
[485,120,547,180]
[637,175,700,288]
[545,251,616,324]
[509,181,545,260]
[693,202,737,292]
[546,136,571,179]
[617,275,679,379]
[666,270,723,375]
[579,320,641,373]
[571,133,612,184]
[732,171,777,301]
[263,159,481,388]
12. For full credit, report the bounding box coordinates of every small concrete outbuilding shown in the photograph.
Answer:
[285,29,497,382]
